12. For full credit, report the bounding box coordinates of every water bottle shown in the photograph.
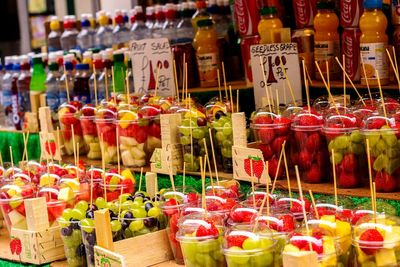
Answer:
[77,14,95,52]
[17,55,31,120]
[162,4,178,42]
[113,10,130,48]
[73,64,91,104]
[90,53,106,104]
[2,56,14,129]
[95,11,113,50]
[46,54,61,116]
[48,16,62,52]
[131,6,151,40]
[152,5,165,38]
[11,58,21,130]
[59,54,75,105]
[60,15,79,51]
[146,6,155,30]
[176,2,195,43]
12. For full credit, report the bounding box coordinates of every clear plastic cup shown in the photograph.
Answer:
[223,224,277,267]
[291,111,329,183]
[361,116,400,192]
[95,106,117,164]
[323,113,365,188]
[58,178,90,207]
[37,187,67,224]
[59,219,86,267]
[138,104,162,159]
[275,197,311,222]
[79,222,96,267]
[81,105,101,160]
[100,173,135,202]
[212,114,233,173]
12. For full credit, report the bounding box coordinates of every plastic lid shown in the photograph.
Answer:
[32,55,43,64]
[12,63,20,71]
[364,0,382,9]
[197,18,213,27]
[81,19,91,27]
[76,63,89,70]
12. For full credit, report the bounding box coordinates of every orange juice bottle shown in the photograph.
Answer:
[193,19,220,87]
[360,0,389,86]
[313,0,340,80]
[258,7,283,44]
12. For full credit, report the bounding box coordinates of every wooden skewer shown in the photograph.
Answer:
[189,94,194,167]
[236,90,239,112]
[343,55,346,107]
[63,66,70,103]
[77,142,80,169]
[101,133,107,202]
[185,63,188,104]
[57,127,61,165]
[104,68,109,102]
[111,66,116,100]
[250,159,256,209]
[126,69,130,106]
[93,66,98,106]
[372,182,377,221]
[90,165,94,208]
[360,54,373,103]
[0,153,3,167]
[199,157,207,213]
[326,60,330,92]
[154,63,160,97]
[9,146,14,177]
[295,165,312,250]
[309,190,319,220]
[253,165,270,231]
[229,85,234,113]
[208,128,220,185]
[280,56,297,106]
[275,89,279,115]
[271,141,286,194]
[303,60,311,113]
[139,167,143,192]
[116,127,120,173]
[181,55,185,103]
[376,70,388,121]
[222,62,228,99]
[386,48,400,94]
[260,57,273,114]
[182,162,186,193]
[393,46,399,77]
[173,59,179,102]
[203,140,215,195]
[282,147,292,199]
[366,139,375,217]
[117,186,123,221]
[315,60,340,116]
[217,69,222,100]
[168,162,176,192]
[335,57,366,105]
[331,149,338,207]
[71,124,77,167]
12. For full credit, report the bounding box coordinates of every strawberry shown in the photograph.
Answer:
[253,116,273,125]
[10,238,22,255]
[121,179,134,193]
[290,233,308,250]
[298,115,321,126]
[257,128,275,144]
[342,153,357,171]
[258,144,273,160]
[147,123,161,138]
[273,117,291,135]
[298,151,312,170]
[305,133,321,153]
[290,198,311,213]
[227,235,248,248]
[271,136,287,154]
[268,158,283,178]
[375,172,397,192]
[338,172,358,188]
[16,203,26,216]
[45,140,57,156]
[306,164,322,183]
[368,118,387,129]
[244,156,264,179]
[278,214,295,232]
[359,229,384,255]
[195,220,219,237]
[187,192,198,204]
[82,104,95,116]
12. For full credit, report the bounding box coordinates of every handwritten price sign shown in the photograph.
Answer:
[130,38,176,96]
[250,43,302,108]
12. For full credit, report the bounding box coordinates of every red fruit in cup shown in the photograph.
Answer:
[306,164,322,183]
[305,133,321,153]
[268,158,283,178]
[258,144,273,160]
[278,214,295,232]
[368,118,387,129]
[227,235,248,248]
[338,172,358,188]
[257,128,275,144]
[359,229,384,255]
[298,151,312,170]
[342,153,357,171]
[253,116,273,125]
[271,136,287,154]
[273,117,291,135]
[375,172,397,192]
[298,115,320,126]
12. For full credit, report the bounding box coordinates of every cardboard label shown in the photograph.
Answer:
[130,38,176,96]
[39,131,61,161]
[94,246,124,267]
[250,43,302,108]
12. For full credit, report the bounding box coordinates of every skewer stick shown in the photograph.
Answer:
[116,127,120,174]
[222,62,228,99]
[250,159,256,209]
[168,163,176,192]
[315,61,340,116]
[326,60,330,91]
[303,60,311,113]
[183,162,186,192]
[280,56,297,106]
[236,90,239,112]
[181,56,185,102]
[93,66,98,106]
[111,66,116,99]
[372,182,377,221]
[173,60,179,102]
[335,57,366,105]
[366,139,375,216]
[295,165,312,250]
[77,143,80,169]
[9,146,14,176]
[185,63,188,102]
[271,141,286,194]
[309,190,319,220]
[275,89,280,115]
[260,57,273,114]
[22,132,29,162]
[343,55,346,107]
[199,157,207,212]
[71,124,77,167]
[283,147,292,199]
[360,54,373,103]
[117,186,123,221]
[208,128,220,185]
[154,63,160,97]
[229,85,234,113]
[90,165,94,208]
[203,141,215,195]
[253,168,270,231]
[386,48,400,94]
[217,69,222,100]
[189,94,193,167]
[57,127,61,165]
[376,70,388,121]
[139,168,143,192]
[63,66,70,103]
[104,68,109,102]
[101,133,107,202]
[393,46,399,77]
[126,69,130,106]
[0,153,3,167]
[331,149,338,207]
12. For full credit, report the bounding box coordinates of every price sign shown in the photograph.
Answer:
[130,38,176,96]
[250,43,302,108]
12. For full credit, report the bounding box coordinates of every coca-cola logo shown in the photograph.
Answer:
[341,0,354,24]
[235,0,250,35]
[294,0,309,25]
[343,35,357,76]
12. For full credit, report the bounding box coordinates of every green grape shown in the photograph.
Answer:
[350,130,363,143]
[386,158,400,174]
[136,227,151,236]
[129,220,144,231]
[62,236,77,248]
[227,247,249,265]
[221,147,232,158]
[216,131,225,142]
[181,242,197,261]
[260,238,274,249]
[80,218,95,233]
[148,207,161,217]
[328,140,335,152]
[107,202,118,213]
[131,201,141,209]
[388,148,400,159]
[62,208,74,220]
[184,153,194,163]
[193,128,205,139]
[212,121,223,129]
[349,143,364,155]
[366,133,380,148]
[195,253,216,266]
[251,251,274,266]
[223,126,232,136]
[58,217,70,228]
[71,209,85,220]
[124,228,133,238]
[242,238,260,250]
[196,239,218,253]
[331,152,343,165]
[383,133,398,147]
[71,229,82,244]
[134,196,144,204]
[118,193,131,203]
[110,220,122,232]
[373,154,389,172]
[376,139,387,153]
[222,139,232,148]
[132,208,147,218]
[95,197,107,209]
[121,200,133,210]
[333,135,350,150]
[180,135,191,145]
[75,200,88,212]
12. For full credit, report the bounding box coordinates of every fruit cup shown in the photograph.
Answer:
[0,176,35,232]
[276,197,311,222]
[80,104,101,159]
[117,109,148,167]
[139,104,162,159]
[58,178,90,207]
[227,203,258,227]
[100,173,135,202]
[177,213,225,267]
[362,116,400,192]
[223,224,277,267]
[37,187,67,224]
[352,214,400,267]
[323,112,366,188]
[58,219,86,267]
[86,168,104,200]
[79,218,96,267]
[251,111,291,179]
[211,112,233,173]
[95,105,118,164]
[112,214,160,240]
[58,102,88,156]
[291,110,329,183]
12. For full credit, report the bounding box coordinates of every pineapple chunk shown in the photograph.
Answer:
[283,244,300,253]
[131,147,146,160]
[375,248,397,267]
[120,136,138,146]
[58,187,75,202]
[8,210,25,227]
[121,150,135,166]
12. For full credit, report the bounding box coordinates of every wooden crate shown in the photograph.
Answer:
[9,225,65,264]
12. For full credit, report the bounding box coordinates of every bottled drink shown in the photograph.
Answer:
[192,0,211,33]
[162,4,178,42]
[146,6,155,30]
[313,0,340,80]
[360,0,389,85]
[193,19,220,87]
[11,59,21,130]
[95,11,113,50]
[113,52,126,93]
[73,64,91,104]
[77,14,95,52]
[152,5,165,38]
[45,54,61,116]
[131,6,151,40]
[30,54,47,114]
[48,16,62,52]
[112,10,130,48]
[60,15,79,51]
[59,54,75,105]
[82,51,93,69]
[258,6,283,44]
[90,53,106,104]
[2,57,14,128]
[17,55,31,121]
[176,2,195,43]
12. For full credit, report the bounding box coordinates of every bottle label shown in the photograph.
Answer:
[196,52,219,83]
[314,40,340,75]
[3,89,12,108]
[46,91,60,112]
[360,42,389,80]
[11,94,21,129]
[59,91,68,105]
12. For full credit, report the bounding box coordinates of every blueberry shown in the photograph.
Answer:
[121,220,129,230]
[109,211,117,219]
[144,217,157,228]
[124,211,134,219]
[70,219,80,229]
[61,227,72,236]
[215,111,226,120]
[127,195,135,201]
[144,202,154,212]
[86,233,96,246]
[88,204,97,211]
[76,243,85,257]
[86,210,94,219]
